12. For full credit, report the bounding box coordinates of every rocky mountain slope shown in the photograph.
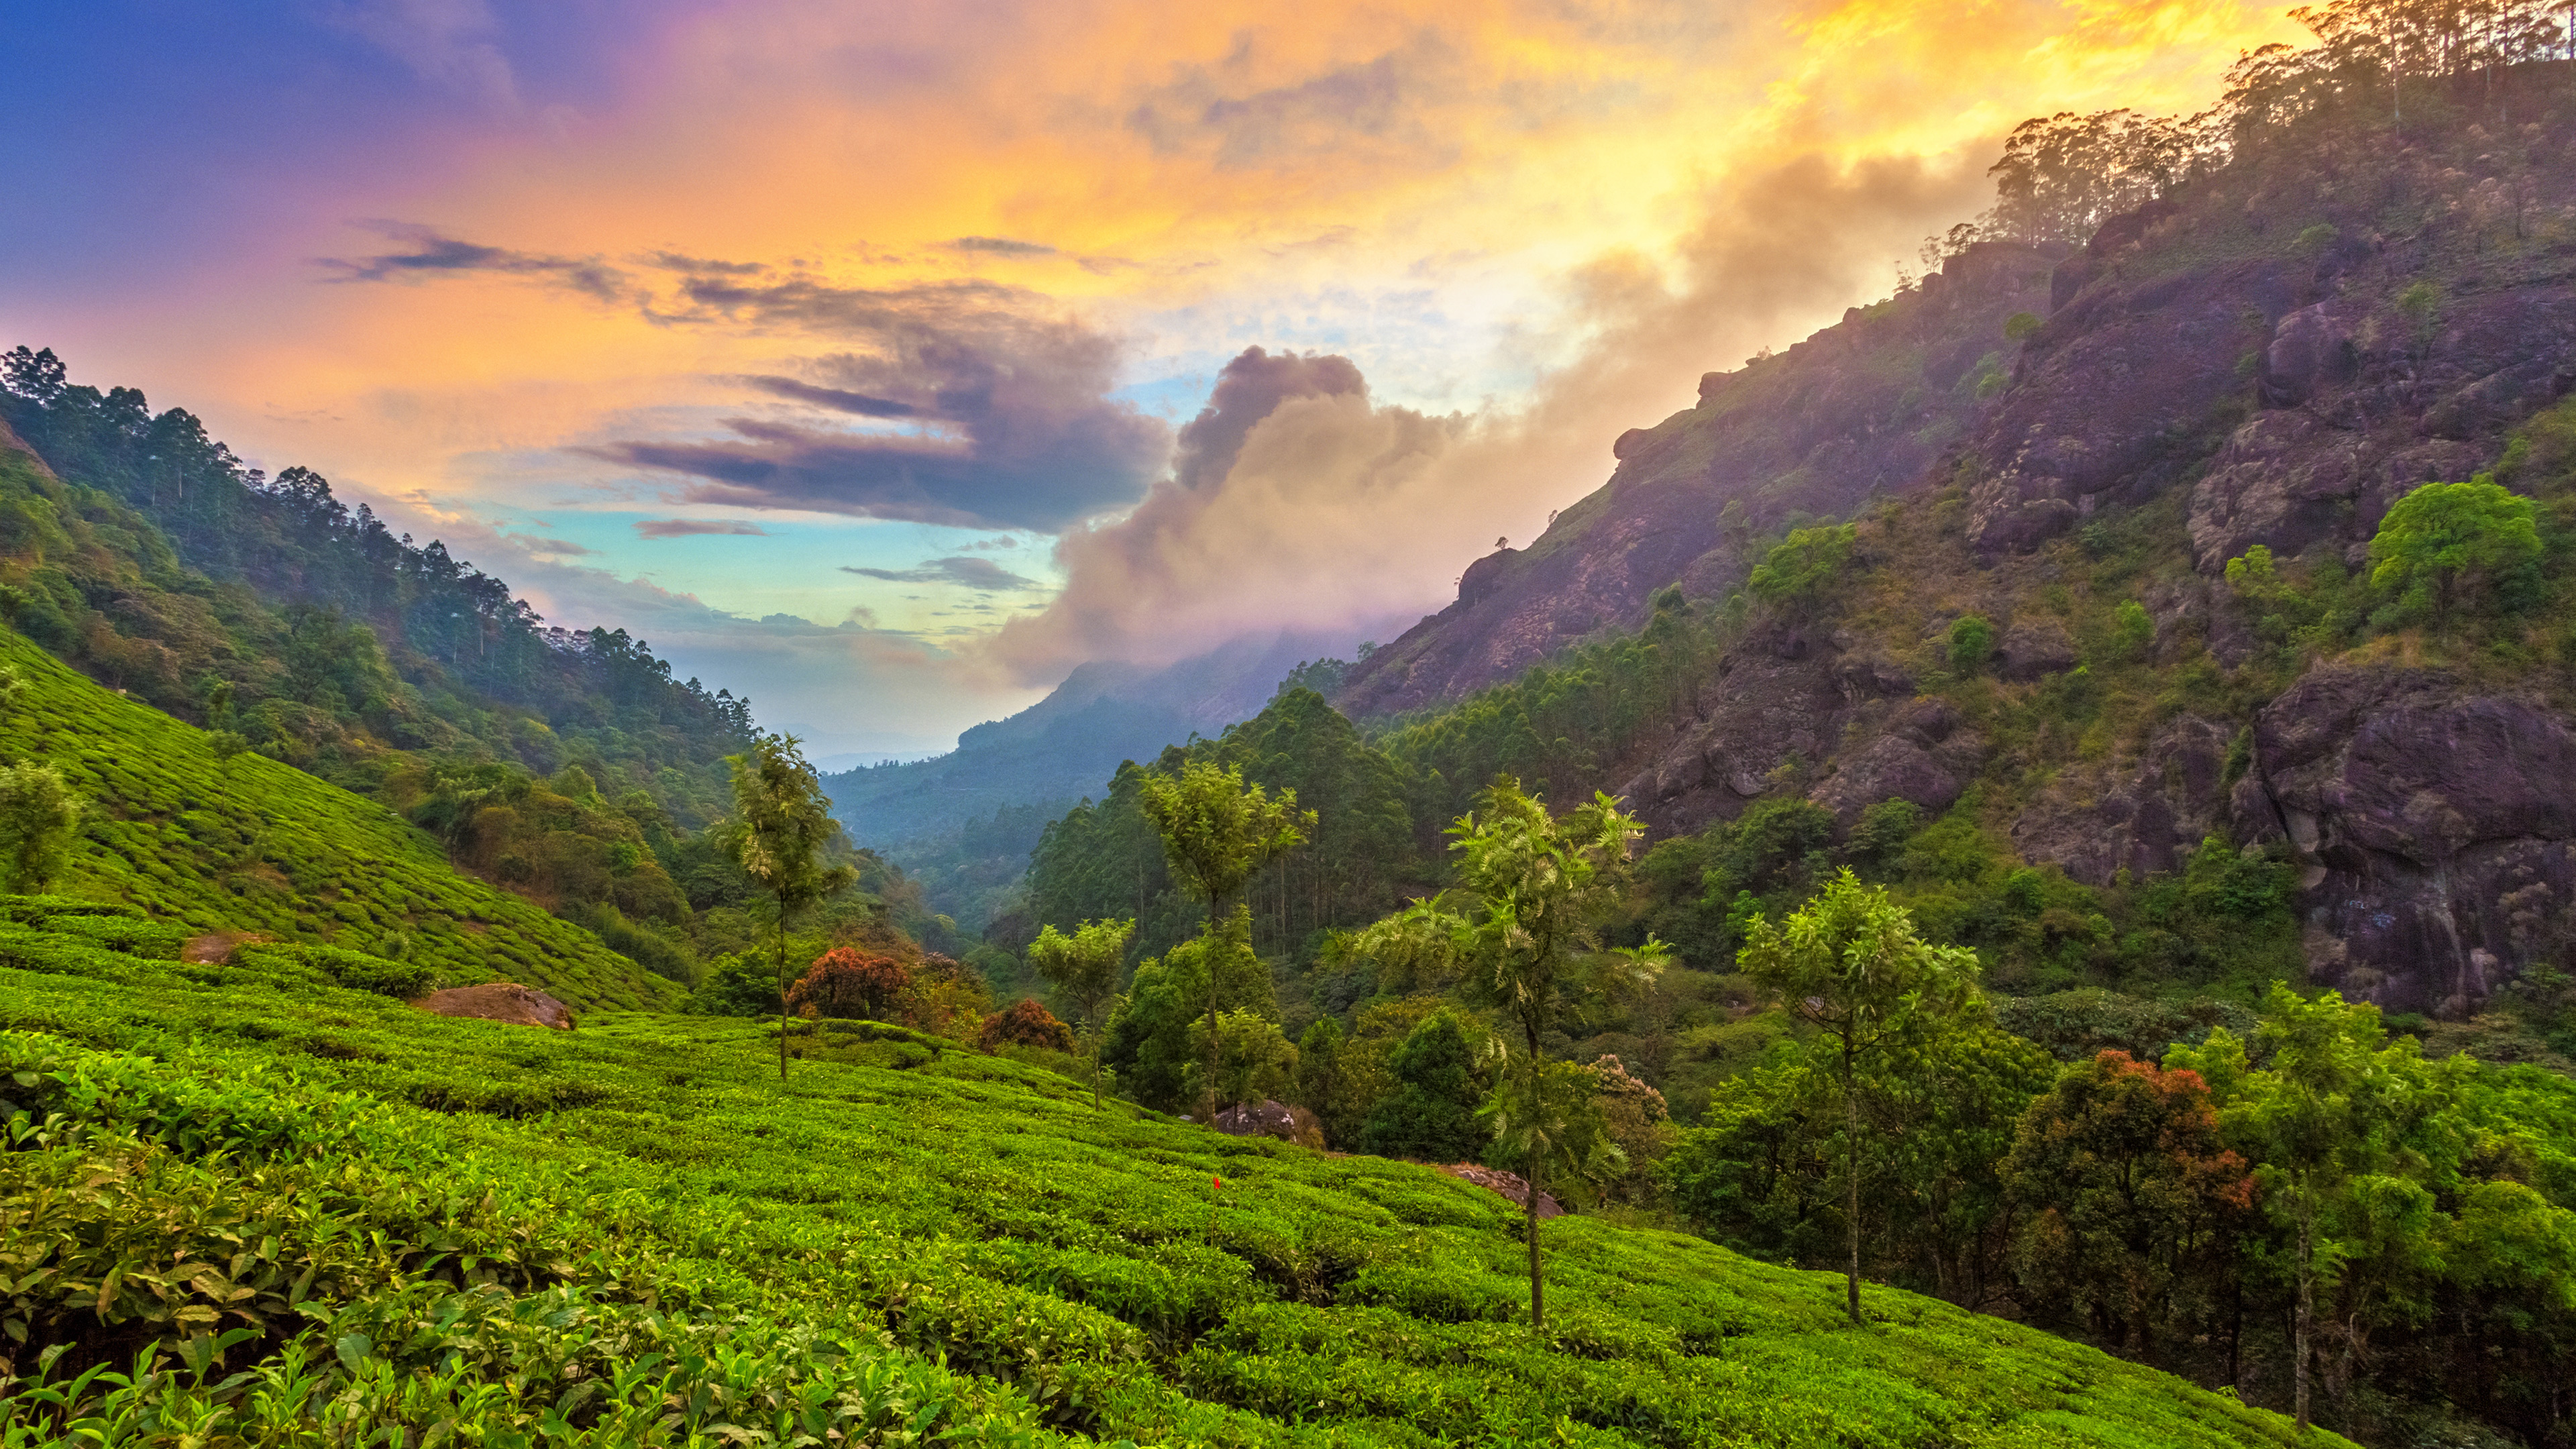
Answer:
[1561,73,2576,1020]
[1336,241,2066,716]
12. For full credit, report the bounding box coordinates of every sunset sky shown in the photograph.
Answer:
[1,0,2301,757]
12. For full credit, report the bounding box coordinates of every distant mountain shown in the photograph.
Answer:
[821,629,1371,855]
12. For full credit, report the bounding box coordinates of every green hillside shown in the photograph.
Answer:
[0,929,2334,1448]
[0,630,678,1012]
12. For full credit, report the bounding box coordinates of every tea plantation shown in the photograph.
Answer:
[0,907,2341,1448]
[0,632,677,1012]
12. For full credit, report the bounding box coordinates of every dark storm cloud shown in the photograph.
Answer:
[315,226,1169,533]
[633,518,771,538]
[839,557,1041,591]
[1173,345,1368,491]
[739,374,918,418]
[316,221,629,301]
[592,280,1169,531]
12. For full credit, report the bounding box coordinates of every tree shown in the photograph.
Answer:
[1136,759,1312,1121]
[1740,868,1978,1325]
[979,998,1075,1052]
[1028,916,1135,1108]
[2005,1051,2253,1362]
[788,947,910,1020]
[2170,986,2461,1433]
[721,734,857,1080]
[0,763,80,894]
[2366,477,2542,625]
[1358,778,1664,1333]
[1358,1010,1487,1161]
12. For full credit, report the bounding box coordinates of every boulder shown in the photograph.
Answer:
[414,982,578,1030]
[1438,1163,1564,1218]
[1997,619,2078,681]
[1214,1099,1298,1139]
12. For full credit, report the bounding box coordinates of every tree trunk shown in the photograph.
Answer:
[775,908,790,1082]
[1527,1150,1546,1335]
[2295,1183,2314,1433]
[1844,1034,1862,1326]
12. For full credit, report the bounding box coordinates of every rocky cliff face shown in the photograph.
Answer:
[1356,83,2576,1018]
[1335,241,2066,717]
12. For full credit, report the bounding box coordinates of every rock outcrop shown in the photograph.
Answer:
[415,983,579,1030]
[2233,668,2576,1016]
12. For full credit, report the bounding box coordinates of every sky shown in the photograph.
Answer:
[0,0,2302,757]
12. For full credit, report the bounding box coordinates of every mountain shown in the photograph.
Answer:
[828,629,1369,845]
[1337,240,2068,716]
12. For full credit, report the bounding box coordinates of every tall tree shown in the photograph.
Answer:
[1136,759,1311,1122]
[2171,986,2461,1433]
[1028,916,1136,1108]
[722,734,857,1080]
[1740,868,1978,1326]
[0,763,79,894]
[1358,778,1664,1334]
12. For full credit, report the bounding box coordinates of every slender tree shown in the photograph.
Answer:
[1028,916,1136,1108]
[1358,778,1664,1334]
[0,763,80,894]
[721,733,857,1081]
[1136,759,1311,1122]
[1740,869,1978,1326]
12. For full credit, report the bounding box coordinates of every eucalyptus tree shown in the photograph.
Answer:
[1136,758,1311,1122]
[1028,915,1136,1108]
[1357,777,1665,1334]
[722,733,856,1081]
[1740,869,1979,1326]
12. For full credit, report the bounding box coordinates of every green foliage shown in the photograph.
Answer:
[0,762,78,893]
[1747,524,1858,605]
[2004,311,2043,341]
[1358,1010,1487,1161]
[722,733,860,1079]
[1946,614,1996,673]
[236,942,442,1000]
[1740,870,1982,1322]
[0,633,676,1010]
[1028,916,1135,1106]
[0,352,754,816]
[2365,477,2542,627]
[1355,779,1664,1330]
[0,945,2343,1448]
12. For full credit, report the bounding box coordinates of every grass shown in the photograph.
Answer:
[0,631,676,1012]
[0,914,2345,1447]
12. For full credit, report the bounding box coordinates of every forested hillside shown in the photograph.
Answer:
[0,349,755,816]
[0,356,969,985]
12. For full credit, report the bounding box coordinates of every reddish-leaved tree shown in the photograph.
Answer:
[788,947,911,1021]
[2004,1049,2255,1368]
[979,998,1075,1052]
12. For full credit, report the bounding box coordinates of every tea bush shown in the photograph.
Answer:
[0,918,2337,1448]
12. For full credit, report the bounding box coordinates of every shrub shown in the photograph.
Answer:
[979,998,1073,1052]
[790,947,912,1020]
[1947,615,1996,673]
[1747,524,1858,605]
[1359,1010,1486,1161]
[2004,311,2042,341]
